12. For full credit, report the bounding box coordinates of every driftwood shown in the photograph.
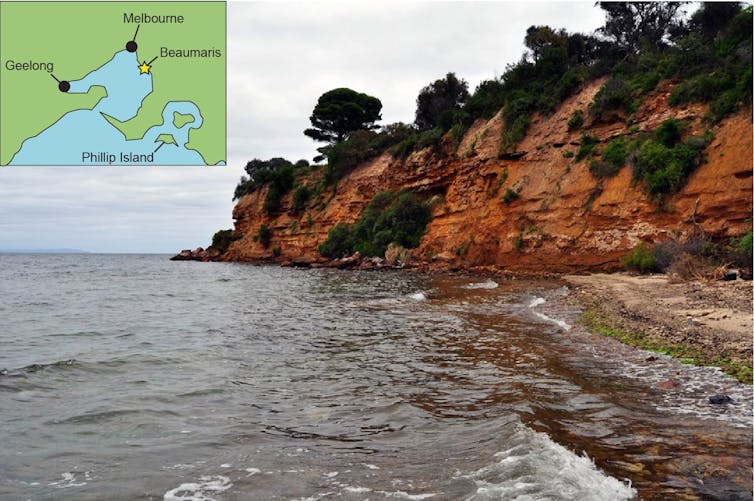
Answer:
[685,197,706,240]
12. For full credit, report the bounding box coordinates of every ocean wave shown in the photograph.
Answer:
[463,424,636,500]
[3,359,80,375]
[163,475,232,501]
[527,296,571,330]
[532,311,572,331]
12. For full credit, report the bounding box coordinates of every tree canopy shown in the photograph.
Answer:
[414,72,469,131]
[304,88,383,145]
[597,2,685,54]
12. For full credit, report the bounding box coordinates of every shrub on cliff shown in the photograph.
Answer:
[211,229,240,254]
[589,78,635,121]
[600,137,627,168]
[390,127,444,159]
[291,185,311,214]
[256,224,272,248]
[317,223,352,258]
[590,137,626,178]
[740,231,753,260]
[326,124,420,183]
[263,163,295,214]
[325,130,381,184]
[234,157,304,204]
[576,134,599,161]
[317,191,431,259]
[629,125,713,200]
[567,109,584,130]
[621,243,658,273]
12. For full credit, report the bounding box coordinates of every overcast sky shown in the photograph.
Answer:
[0,1,608,253]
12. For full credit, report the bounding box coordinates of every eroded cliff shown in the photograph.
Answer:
[221,79,752,272]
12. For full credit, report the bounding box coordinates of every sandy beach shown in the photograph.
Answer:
[565,273,753,383]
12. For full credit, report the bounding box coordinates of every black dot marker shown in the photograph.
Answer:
[126,40,137,52]
[58,81,70,93]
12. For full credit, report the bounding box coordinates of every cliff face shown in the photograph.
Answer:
[224,79,753,272]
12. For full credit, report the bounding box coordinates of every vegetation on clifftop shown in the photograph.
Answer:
[234,3,751,206]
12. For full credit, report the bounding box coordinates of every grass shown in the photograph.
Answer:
[580,305,752,384]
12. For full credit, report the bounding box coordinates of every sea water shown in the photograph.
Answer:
[0,254,751,499]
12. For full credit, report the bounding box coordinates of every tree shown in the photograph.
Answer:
[414,72,470,131]
[524,25,567,62]
[304,88,382,145]
[597,2,686,55]
[690,2,743,40]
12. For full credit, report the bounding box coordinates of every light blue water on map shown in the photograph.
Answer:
[8,50,212,166]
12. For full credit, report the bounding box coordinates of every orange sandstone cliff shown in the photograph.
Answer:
[220,79,753,272]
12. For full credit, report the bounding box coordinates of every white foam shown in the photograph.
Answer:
[528,297,546,308]
[245,467,260,476]
[463,424,635,500]
[408,292,427,301]
[378,491,438,500]
[464,280,499,290]
[345,486,372,493]
[49,471,90,488]
[163,475,232,501]
[532,311,572,331]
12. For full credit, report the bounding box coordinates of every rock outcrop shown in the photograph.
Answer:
[195,79,753,272]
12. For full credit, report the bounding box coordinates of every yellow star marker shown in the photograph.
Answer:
[138,61,151,74]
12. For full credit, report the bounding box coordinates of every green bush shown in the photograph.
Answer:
[326,130,380,183]
[235,157,299,201]
[291,185,310,213]
[601,137,627,168]
[502,188,519,204]
[391,127,444,159]
[621,243,658,273]
[317,191,431,259]
[500,92,535,153]
[740,231,753,260]
[263,163,295,213]
[630,130,712,199]
[654,119,682,147]
[416,128,445,150]
[589,159,620,178]
[449,123,467,150]
[708,90,740,122]
[576,134,599,161]
[589,78,635,121]
[317,223,352,258]
[257,224,272,248]
[633,70,661,94]
[464,79,506,120]
[567,109,584,130]
[211,229,240,254]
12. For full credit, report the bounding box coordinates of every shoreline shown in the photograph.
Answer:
[564,272,753,384]
[171,253,753,383]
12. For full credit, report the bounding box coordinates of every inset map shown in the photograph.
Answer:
[0,1,226,166]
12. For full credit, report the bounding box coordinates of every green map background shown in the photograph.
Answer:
[0,1,226,166]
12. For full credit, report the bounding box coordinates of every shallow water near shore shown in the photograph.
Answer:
[1,254,751,500]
